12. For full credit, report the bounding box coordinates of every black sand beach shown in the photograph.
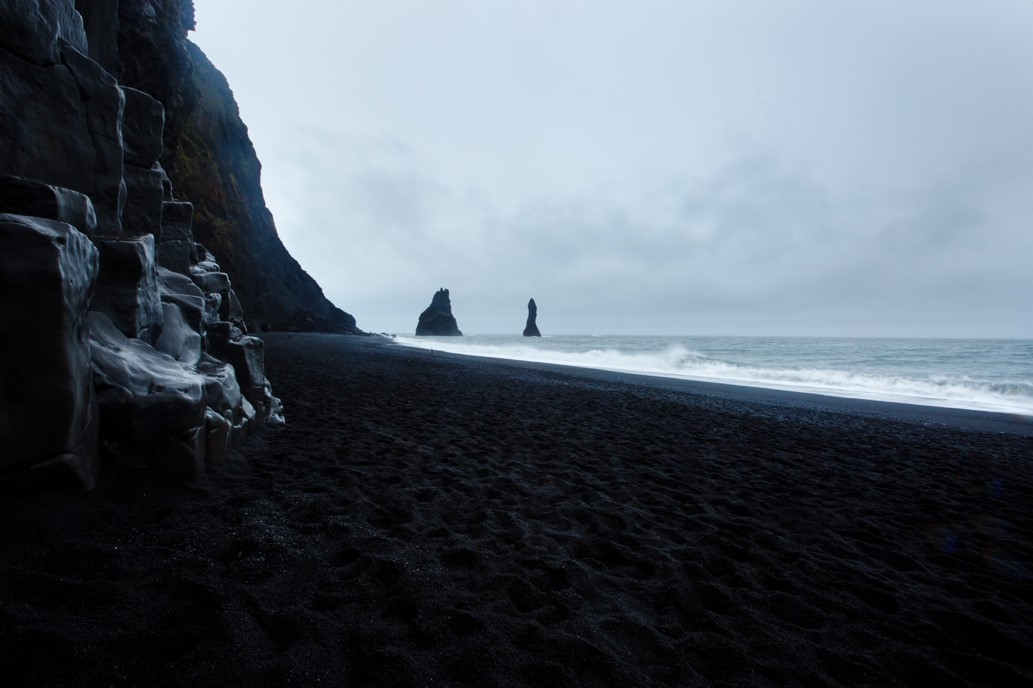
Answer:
[2,332,1031,687]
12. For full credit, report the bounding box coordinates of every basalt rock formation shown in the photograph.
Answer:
[74,0,359,333]
[416,288,463,336]
[0,0,314,492]
[523,298,541,337]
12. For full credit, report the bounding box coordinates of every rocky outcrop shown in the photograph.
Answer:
[91,233,164,344]
[102,0,359,333]
[0,174,97,235]
[416,288,463,336]
[0,0,295,492]
[0,214,100,492]
[523,298,541,337]
[0,39,126,234]
[88,310,209,478]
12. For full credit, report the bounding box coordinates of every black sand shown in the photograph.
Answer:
[1,332,1031,687]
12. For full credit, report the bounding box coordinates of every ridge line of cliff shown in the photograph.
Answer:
[113,0,360,333]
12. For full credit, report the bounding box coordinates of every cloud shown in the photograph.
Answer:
[255,126,1032,336]
[192,0,1033,337]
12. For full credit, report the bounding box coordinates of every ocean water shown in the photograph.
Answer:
[393,335,1033,416]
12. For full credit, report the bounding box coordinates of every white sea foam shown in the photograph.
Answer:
[393,336,1033,415]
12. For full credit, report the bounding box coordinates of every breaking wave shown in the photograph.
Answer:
[393,336,1033,415]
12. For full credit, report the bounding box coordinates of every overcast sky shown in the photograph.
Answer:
[191,1,1033,337]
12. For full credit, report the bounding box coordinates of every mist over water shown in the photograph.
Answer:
[393,335,1033,415]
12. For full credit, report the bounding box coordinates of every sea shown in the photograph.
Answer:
[392,335,1033,416]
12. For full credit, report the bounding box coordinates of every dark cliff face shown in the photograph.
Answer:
[2,0,298,491]
[168,42,358,333]
[94,0,358,333]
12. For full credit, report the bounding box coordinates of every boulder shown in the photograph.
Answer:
[88,311,206,478]
[203,293,223,325]
[207,323,280,421]
[59,43,121,149]
[209,331,265,394]
[190,269,234,323]
[153,278,253,439]
[523,298,542,337]
[190,269,231,295]
[196,354,243,422]
[0,40,125,232]
[158,165,173,200]
[0,214,99,492]
[194,244,220,272]
[154,302,201,367]
[415,288,463,336]
[160,201,194,243]
[0,174,97,235]
[204,407,232,467]
[0,48,96,196]
[120,86,164,168]
[225,289,245,328]
[156,239,196,274]
[156,266,205,333]
[207,321,244,348]
[266,390,285,427]
[195,352,253,447]
[92,233,164,344]
[121,163,165,235]
[60,43,125,234]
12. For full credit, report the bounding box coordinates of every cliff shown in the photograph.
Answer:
[88,0,359,332]
[0,0,351,493]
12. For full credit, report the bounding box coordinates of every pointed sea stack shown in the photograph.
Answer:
[416,288,463,336]
[523,298,541,337]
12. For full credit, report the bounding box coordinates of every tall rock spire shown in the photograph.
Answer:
[523,298,541,337]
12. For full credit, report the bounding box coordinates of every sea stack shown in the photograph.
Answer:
[416,288,463,336]
[523,298,541,337]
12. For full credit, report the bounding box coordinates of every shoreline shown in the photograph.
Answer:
[374,334,1033,437]
[2,331,1031,686]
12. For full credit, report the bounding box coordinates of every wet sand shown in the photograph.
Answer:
[1,332,1031,687]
